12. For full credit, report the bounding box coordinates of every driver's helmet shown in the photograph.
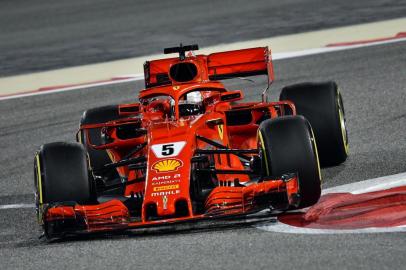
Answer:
[178,91,204,117]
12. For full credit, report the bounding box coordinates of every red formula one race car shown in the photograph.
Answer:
[34,44,348,239]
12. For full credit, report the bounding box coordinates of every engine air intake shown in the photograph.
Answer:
[169,62,198,82]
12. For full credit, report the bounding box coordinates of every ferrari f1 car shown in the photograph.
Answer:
[34,44,348,239]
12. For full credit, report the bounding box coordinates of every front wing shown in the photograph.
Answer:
[41,175,299,239]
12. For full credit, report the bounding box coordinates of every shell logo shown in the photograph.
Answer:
[152,159,183,173]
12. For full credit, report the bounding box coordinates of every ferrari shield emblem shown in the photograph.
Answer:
[163,195,168,210]
[217,124,224,140]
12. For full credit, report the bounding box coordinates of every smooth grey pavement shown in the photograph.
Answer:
[0,41,405,269]
[1,0,406,76]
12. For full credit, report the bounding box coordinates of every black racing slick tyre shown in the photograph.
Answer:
[258,116,321,208]
[280,81,348,167]
[78,105,122,174]
[34,142,92,206]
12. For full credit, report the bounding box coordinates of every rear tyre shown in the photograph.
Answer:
[280,81,348,166]
[258,116,321,208]
[78,105,122,176]
[34,142,92,206]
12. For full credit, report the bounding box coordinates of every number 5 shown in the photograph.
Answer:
[162,144,174,156]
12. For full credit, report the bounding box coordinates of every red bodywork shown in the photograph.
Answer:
[40,47,301,237]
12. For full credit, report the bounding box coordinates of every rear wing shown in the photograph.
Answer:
[207,47,274,82]
[144,46,274,88]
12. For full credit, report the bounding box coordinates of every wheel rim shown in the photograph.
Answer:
[337,91,349,155]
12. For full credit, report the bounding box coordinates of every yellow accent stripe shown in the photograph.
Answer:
[309,127,322,184]
[35,154,43,204]
[107,150,114,163]
[337,90,349,155]
[77,130,83,144]
[258,130,270,176]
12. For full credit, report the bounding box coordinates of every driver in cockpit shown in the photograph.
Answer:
[178,91,205,117]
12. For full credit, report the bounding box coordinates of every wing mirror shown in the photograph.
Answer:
[206,118,224,127]
[119,103,141,116]
[220,90,243,102]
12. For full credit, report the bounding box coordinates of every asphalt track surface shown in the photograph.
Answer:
[0,40,405,269]
[1,0,406,77]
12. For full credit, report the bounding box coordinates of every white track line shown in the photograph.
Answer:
[256,173,406,234]
[0,36,405,102]
[0,77,143,101]
[0,203,35,209]
[323,172,406,195]
[272,37,406,60]
[1,17,405,97]
[256,223,406,234]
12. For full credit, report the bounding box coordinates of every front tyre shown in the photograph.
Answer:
[258,116,321,208]
[34,142,93,210]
